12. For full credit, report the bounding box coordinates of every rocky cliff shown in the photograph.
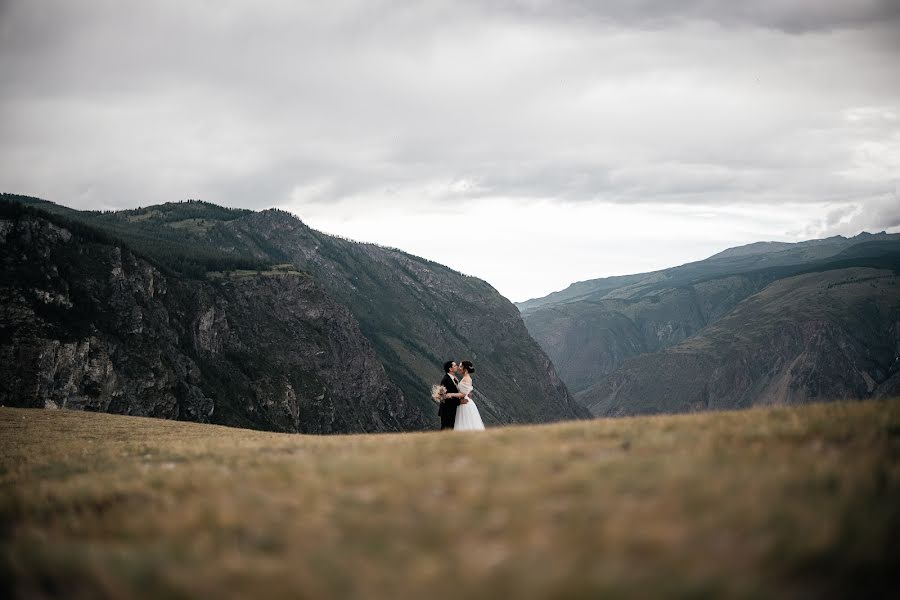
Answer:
[2,195,586,430]
[208,209,587,424]
[0,210,424,433]
[520,274,773,393]
[578,267,900,416]
[519,233,900,396]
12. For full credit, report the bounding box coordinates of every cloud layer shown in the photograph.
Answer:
[1,1,898,299]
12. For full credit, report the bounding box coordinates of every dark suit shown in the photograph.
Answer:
[437,373,460,430]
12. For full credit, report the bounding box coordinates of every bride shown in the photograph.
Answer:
[454,361,485,431]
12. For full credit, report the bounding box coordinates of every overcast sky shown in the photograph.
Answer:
[1,1,899,301]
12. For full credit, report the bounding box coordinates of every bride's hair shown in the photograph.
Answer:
[461,361,475,374]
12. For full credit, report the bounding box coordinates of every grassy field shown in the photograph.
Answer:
[1,400,898,599]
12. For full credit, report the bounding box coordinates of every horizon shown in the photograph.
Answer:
[1,1,898,301]
[8,191,896,303]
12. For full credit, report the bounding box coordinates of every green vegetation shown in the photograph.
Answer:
[207,265,305,279]
[2,194,584,428]
[2,400,898,598]
[521,228,900,402]
[1,194,272,279]
[577,267,900,416]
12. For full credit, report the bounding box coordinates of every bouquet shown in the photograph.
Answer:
[431,385,447,404]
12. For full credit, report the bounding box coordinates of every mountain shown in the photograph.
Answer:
[519,232,898,315]
[203,210,586,424]
[0,202,421,433]
[1,194,586,431]
[580,266,900,416]
[518,232,900,396]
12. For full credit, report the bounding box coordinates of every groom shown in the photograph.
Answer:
[438,360,468,430]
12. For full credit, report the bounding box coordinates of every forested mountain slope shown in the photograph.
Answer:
[1,205,422,432]
[2,195,586,429]
[579,266,900,416]
[519,232,900,396]
[209,210,586,424]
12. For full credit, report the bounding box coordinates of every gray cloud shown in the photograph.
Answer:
[804,188,900,238]
[0,0,898,234]
[494,0,900,33]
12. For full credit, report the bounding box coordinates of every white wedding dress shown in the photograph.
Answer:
[454,378,485,431]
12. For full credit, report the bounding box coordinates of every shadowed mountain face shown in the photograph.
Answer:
[207,210,587,424]
[0,211,421,433]
[517,232,899,316]
[517,233,900,417]
[579,268,900,416]
[1,195,586,430]
[519,233,900,396]
[521,274,771,394]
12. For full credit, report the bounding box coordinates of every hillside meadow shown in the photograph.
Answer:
[1,400,898,599]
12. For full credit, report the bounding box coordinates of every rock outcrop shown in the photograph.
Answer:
[1,195,586,431]
[578,268,900,416]
[0,213,423,433]
[519,233,900,396]
[210,210,588,425]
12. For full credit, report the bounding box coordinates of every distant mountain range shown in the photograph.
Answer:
[6,191,897,428]
[1,194,586,433]
[517,232,900,416]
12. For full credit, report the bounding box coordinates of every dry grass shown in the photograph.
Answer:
[1,400,898,599]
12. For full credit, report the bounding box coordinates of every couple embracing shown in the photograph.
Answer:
[437,360,485,431]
